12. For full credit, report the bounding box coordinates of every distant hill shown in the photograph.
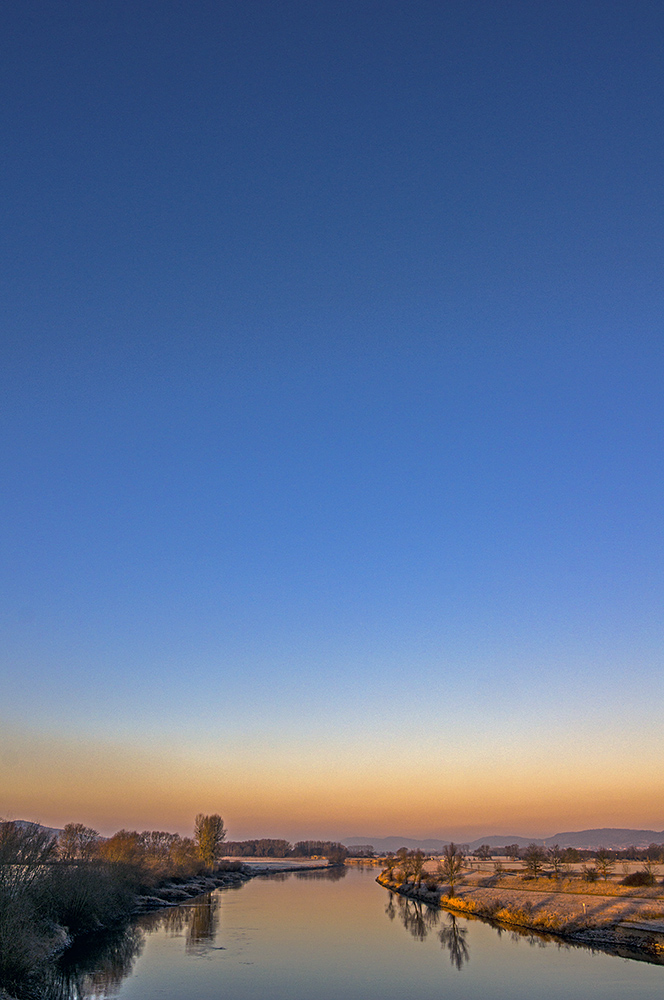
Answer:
[344,836,453,854]
[3,820,63,838]
[344,828,664,853]
[543,828,664,850]
[343,835,535,853]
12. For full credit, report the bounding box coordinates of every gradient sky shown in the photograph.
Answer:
[2,1,663,842]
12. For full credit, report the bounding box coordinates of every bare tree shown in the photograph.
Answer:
[97,830,143,866]
[168,836,200,876]
[437,843,464,896]
[58,823,100,861]
[0,821,58,895]
[522,843,546,877]
[382,855,397,880]
[641,852,660,882]
[395,847,410,883]
[194,814,227,869]
[645,843,664,865]
[410,849,426,888]
[594,847,615,880]
[327,844,348,865]
[547,844,565,878]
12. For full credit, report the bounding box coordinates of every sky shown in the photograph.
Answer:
[1,0,663,843]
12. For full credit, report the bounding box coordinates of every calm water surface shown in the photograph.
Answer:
[60,866,663,999]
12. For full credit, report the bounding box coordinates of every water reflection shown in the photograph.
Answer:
[142,892,220,954]
[262,866,348,883]
[396,894,441,942]
[438,914,469,971]
[387,893,470,971]
[293,866,348,882]
[385,887,578,973]
[46,924,144,1000]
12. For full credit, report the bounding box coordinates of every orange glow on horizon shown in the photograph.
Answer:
[3,724,663,841]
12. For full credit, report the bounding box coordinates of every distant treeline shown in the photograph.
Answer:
[470,842,664,862]
[223,839,293,857]
[223,839,357,860]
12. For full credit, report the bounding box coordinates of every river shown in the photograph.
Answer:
[53,865,662,999]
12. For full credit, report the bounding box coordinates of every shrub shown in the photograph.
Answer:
[0,888,51,988]
[217,860,243,872]
[622,870,655,887]
[33,862,136,936]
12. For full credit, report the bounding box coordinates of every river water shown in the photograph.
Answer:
[56,866,662,999]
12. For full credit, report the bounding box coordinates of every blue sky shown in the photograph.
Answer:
[1,1,663,839]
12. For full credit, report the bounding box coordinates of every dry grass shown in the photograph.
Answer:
[470,873,664,900]
[437,893,576,933]
[378,869,664,941]
[632,909,664,921]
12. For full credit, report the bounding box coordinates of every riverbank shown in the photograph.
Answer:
[133,866,251,912]
[376,872,664,958]
[132,860,332,911]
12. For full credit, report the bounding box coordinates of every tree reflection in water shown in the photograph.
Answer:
[142,892,220,954]
[294,866,348,882]
[186,893,219,954]
[39,891,224,999]
[45,924,145,1000]
[438,914,470,971]
[396,895,440,942]
[388,894,469,971]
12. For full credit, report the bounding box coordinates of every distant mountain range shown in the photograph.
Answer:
[344,828,664,852]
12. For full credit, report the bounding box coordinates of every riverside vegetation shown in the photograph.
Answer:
[0,814,235,998]
[377,844,664,957]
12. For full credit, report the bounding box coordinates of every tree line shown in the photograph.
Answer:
[223,839,352,861]
[470,841,664,864]
[54,813,227,873]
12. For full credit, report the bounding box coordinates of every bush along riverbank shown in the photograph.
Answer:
[0,818,239,994]
[376,868,664,959]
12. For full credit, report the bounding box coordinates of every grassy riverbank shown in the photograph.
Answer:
[376,871,664,957]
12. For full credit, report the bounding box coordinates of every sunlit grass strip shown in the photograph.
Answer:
[436,894,575,933]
